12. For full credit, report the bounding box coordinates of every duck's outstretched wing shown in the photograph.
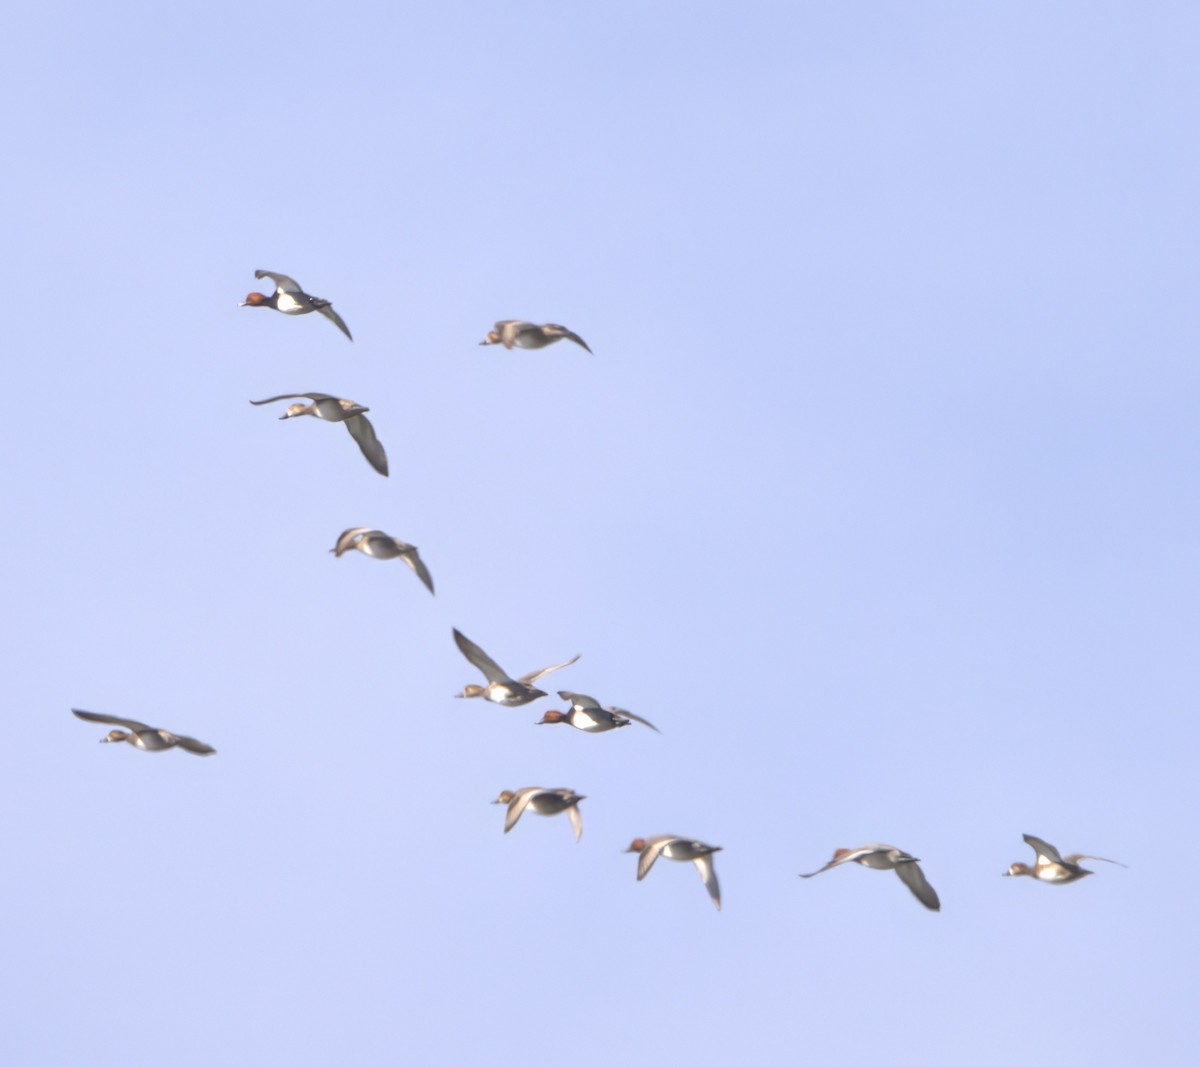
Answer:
[557,690,602,711]
[894,859,941,911]
[1064,853,1128,868]
[503,788,541,833]
[331,528,372,556]
[636,836,673,881]
[453,630,510,685]
[542,323,592,354]
[344,413,388,476]
[519,654,581,686]
[254,270,302,294]
[249,393,332,406]
[169,733,217,756]
[693,854,721,910]
[1023,834,1068,867]
[494,320,528,348]
[317,303,353,341]
[606,706,660,733]
[71,708,152,732]
[566,802,583,843]
[400,546,435,595]
[798,847,873,878]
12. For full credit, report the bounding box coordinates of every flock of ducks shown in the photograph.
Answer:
[70,270,1127,913]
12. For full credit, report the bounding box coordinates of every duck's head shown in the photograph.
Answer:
[280,404,309,419]
[479,330,501,346]
[240,291,270,307]
[1005,863,1032,878]
[102,729,130,744]
[536,710,567,725]
[492,791,515,805]
[625,838,647,853]
[457,684,486,699]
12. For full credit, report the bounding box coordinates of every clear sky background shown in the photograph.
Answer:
[1,2,1196,1064]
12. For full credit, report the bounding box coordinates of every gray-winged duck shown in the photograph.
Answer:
[240,270,352,340]
[799,845,940,911]
[536,691,660,733]
[626,836,722,910]
[452,629,574,706]
[331,528,434,594]
[1005,833,1127,884]
[480,320,592,354]
[250,393,388,476]
[493,788,585,842]
[72,708,215,756]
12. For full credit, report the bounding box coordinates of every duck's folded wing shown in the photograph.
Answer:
[344,414,388,476]
[894,860,940,911]
[606,706,660,733]
[71,708,151,732]
[255,270,302,293]
[401,548,435,595]
[453,630,510,684]
[693,855,721,910]
[317,303,353,341]
[519,654,581,685]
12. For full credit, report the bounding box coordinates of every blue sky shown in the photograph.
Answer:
[1,2,1196,1063]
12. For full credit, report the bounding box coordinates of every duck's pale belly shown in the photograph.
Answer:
[275,292,308,314]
